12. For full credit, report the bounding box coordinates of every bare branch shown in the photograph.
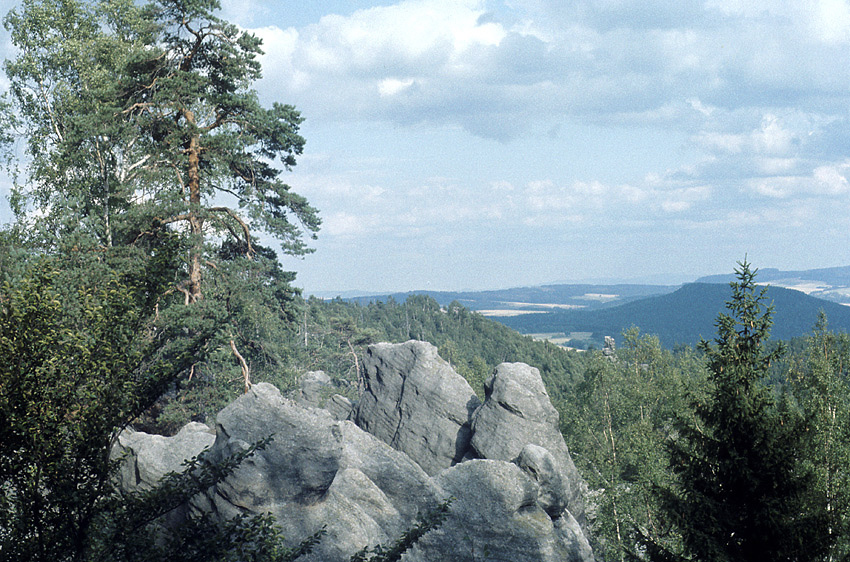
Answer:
[230,339,251,393]
[209,206,253,256]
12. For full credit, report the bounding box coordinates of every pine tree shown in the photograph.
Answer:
[653,261,832,562]
[2,0,321,415]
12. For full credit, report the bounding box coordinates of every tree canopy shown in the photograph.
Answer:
[651,262,833,562]
[3,0,320,301]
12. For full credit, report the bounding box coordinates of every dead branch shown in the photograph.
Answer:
[209,206,254,256]
[230,339,251,393]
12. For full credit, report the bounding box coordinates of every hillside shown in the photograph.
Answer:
[697,265,850,306]
[345,284,676,315]
[498,283,850,348]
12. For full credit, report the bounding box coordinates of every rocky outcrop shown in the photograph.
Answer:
[355,341,481,476]
[113,421,215,492]
[470,362,587,524]
[190,383,435,561]
[115,340,594,562]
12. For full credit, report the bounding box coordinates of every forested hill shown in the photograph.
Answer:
[294,294,585,399]
[343,284,674,311]
[498,282,850,348]
[697,265,850,286]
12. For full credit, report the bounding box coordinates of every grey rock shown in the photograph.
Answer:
[355,340,481,475]
[326,394,355,421]
[515,443,570,518]
[113,349,596,562]
[603,336,617,361]
[112,421,215,492]
[191,383,438,562]
[297,370,333,406]
[408,460,587,562]
[555,510,596,562]
[470,362,587,524]
[200,383,343,511]
[337,421,439,522]
[111,421,215,529]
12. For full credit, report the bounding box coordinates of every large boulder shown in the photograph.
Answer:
[112,421,215,492]
[515,443,570,518]
[191,383,440,562]
[111,421,216,528]
[355,341,481,475]
[296,370,333,407]
[409,460,582,562]
[470,362,587,524]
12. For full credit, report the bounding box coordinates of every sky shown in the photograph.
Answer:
[2,0,850,293]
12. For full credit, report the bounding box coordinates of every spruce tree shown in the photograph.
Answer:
[653,261,832,562]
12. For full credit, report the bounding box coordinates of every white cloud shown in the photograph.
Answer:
[813,161,850,193]
[244,0,850,144]
[323,212,372,237]
[378,77,416,96]
[809,0,850,43]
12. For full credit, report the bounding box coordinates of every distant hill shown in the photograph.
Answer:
[329,265,850,349]
[498,283,850,348]
[696,265,850,286]
[696,266,850,307]
[345,284,676,314]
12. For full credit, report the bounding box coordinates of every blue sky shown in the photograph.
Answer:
[2,0,850,293]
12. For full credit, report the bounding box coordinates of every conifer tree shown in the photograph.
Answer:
[651,261,832,562]
[2,0,320,412]
[2,0,320,301]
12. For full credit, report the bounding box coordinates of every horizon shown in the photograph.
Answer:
[305,263,850,298]
[2,0,850,294]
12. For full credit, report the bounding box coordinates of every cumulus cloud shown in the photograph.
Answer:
[245,0,850,148]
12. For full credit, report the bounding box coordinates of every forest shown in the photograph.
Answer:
[2,1,850,561]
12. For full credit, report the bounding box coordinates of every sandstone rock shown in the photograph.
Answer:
[603,336,617,361]
[556,510,596,562]
[297,370,332,407]
[326,394,355,421]
[514,443,570,518]
[191,383,438,562]
[113,348,596,562]
[470,362,587,524]
[337,421,439,522]
[355,340,481,475]
[408,460,588,562]
[112,421,215,492]
[201,383,343,511]
[112,421,215,529]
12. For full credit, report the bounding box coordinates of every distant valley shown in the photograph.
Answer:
[338,265,850,349]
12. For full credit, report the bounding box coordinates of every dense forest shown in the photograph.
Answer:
[2,1,850,562]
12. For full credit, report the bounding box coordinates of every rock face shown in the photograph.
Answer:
[115,341,594,562]
[355,340,481,476]
[470,362,587,524]
[113,421,215,492]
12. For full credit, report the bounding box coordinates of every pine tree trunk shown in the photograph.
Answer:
[186,115,203,303]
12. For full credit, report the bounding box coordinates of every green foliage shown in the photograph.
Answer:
[2,0,321,424]
[652,262,833,562]
[0,245,448,562]
[289,294,583,401]
[0,254,229,561]
[561,327,706,561]
[789,312,850,561]
[3,0,319,257]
